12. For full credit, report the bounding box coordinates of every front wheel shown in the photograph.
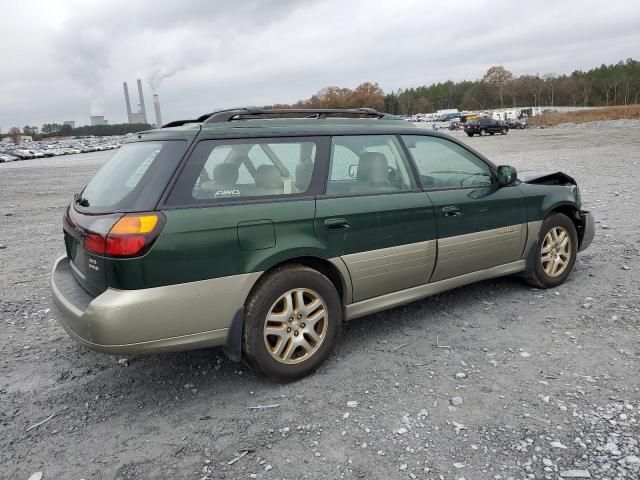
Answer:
[524,213,578,288]
[501,127,508,135]
[242,265,342,381]
[467,132,474,137]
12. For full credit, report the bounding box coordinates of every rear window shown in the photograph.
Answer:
[76,141,186,213]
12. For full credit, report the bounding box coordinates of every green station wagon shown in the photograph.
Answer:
[51,107,594,381]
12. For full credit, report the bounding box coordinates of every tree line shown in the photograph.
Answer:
[276,58,640,115]
[4,123,152,141]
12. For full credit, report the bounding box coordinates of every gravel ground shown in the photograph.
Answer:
[1,121,639,480]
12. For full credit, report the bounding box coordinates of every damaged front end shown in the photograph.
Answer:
[518,170,577,186]
[519,170,593,252]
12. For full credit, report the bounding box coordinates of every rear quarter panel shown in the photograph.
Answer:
[105,200,330,289]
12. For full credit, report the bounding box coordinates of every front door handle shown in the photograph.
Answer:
[324,218,351,230]
[442,206,461,217]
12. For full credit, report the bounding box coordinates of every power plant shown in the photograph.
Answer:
[123,79,163,127]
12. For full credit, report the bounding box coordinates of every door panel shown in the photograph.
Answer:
[401,134,527,282]
[341,240,437,301]
[428,185,527,281]
[431,223,525,282]
[315,192,437,302]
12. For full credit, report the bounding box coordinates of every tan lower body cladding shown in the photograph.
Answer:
[341,221,542,320]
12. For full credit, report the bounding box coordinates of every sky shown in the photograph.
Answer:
[1,0,639,129]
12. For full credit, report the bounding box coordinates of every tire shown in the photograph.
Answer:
[479,128,487,136]
[242,265,342,381]
[524,213,578,288]
[489,132,495,135]
[467,133,474,137]
[501,127,508,135]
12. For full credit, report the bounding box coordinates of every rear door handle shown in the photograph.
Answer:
[324,218,351,230]
[442,206,461,217]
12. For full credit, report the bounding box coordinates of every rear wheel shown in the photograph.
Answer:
[479,128,487,136]
[501,127,508,135]
[524,213,578,288]
[242,265,341,381]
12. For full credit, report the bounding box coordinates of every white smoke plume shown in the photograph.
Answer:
[56,25,110,116]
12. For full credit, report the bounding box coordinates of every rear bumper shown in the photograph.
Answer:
[578,210,595,252]
[50,256,260,355]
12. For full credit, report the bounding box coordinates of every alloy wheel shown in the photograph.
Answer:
[540,226,571,277]
[263,288,328,365]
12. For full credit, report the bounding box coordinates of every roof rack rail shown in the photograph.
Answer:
[202,107,386,123]
[161,107,387,128]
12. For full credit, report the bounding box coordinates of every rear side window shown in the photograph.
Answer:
[77,141,186,214]
[326,135,416,195]
[167,138,321,205]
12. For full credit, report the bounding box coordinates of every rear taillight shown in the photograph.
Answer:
[83,212,165,257]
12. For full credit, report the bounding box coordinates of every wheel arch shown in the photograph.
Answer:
[246,255,352,309]
[547,203,590,250]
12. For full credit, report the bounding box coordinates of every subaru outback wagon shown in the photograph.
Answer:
[51,107,594,381]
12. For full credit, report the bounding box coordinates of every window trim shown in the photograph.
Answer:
[322,134,421,198]
[161,136,330,208]
[399,134,498,192]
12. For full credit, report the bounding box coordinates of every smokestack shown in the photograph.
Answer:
[136,78,147,124]
[153,94,163,128]
[123,82,132,123]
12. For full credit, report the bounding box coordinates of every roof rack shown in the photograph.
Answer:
[161,107,386,128]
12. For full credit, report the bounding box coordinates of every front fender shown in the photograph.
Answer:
[519,183,579,222]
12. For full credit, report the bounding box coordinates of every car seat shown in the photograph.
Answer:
[350,152,396,193]
[254,164,284,195]
[198,163,240,198]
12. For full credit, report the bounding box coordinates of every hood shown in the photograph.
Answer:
[518,170,576,186]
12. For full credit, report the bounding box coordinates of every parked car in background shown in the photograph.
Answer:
[51,107,594,382]
[464,118,509,137]
[508,119,527,130]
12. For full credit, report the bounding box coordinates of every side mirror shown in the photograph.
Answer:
[497,165,518,186]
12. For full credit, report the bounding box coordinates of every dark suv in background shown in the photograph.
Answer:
[464,118,509,137]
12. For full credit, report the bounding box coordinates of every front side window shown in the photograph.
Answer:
[402,135,493,189]
[167,138,318,205]
[326,135,416,195]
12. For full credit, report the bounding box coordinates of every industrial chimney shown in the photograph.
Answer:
[153,94,163,128]
[123,82,132,123]
[137,79,148,124]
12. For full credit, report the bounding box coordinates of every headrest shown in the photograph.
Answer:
[255,164,284,189]
[358,152,388,183]
[213,163,239,185]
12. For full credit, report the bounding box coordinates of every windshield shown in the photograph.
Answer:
[77,140,186,213]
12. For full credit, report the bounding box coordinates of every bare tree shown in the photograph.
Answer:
[482,66,513,108]
[579,79,592,106]
[600,79,613,106]
[8,127,20,144]
[543,74,558,106]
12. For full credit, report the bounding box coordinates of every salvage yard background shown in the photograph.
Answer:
[1,121,639,479]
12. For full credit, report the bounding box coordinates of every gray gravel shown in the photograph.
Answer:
[1,122,639,480]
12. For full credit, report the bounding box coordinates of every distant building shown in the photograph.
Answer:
[90,116,107,126]
[63,121,76,129]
